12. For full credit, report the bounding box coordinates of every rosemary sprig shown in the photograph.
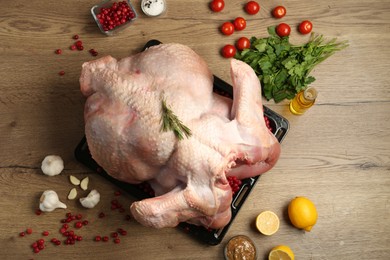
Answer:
[161,98,192,140]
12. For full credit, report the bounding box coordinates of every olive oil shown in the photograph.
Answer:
[289,87,318,115]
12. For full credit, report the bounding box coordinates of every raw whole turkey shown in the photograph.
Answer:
[79,43,281,229]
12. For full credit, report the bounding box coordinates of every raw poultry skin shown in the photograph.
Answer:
[79,43,281,229]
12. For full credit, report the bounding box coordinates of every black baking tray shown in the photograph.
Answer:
[74,40,289,245]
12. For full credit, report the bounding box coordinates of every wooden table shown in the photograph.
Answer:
[1,0,389,259]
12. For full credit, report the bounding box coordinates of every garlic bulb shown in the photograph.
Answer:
[79,189,100,209]
[39,190,67,212]
[41,155,64,176]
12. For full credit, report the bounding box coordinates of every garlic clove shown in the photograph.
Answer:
[39,190,67,212]
[41,155,64,176]
[67,188,77,200]
[79,189,100,209]
[69,175,81,186]
[80,177,89,191]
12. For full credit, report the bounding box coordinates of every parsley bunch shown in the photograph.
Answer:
[235,27,348,103]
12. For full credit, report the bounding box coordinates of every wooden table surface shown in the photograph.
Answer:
[1,0,389,259]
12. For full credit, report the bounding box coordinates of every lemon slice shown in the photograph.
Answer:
[255,210,279,235]
[269,245,295,260]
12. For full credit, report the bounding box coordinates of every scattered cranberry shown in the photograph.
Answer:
[55,49,62,54]
[62,223,69,229]
[77,45,84,51]
[99,212,106,218]
[82,220,89,226]
[55,240,61,245]
[35,209,42,215]
[26,228,33,234]
[42,231,49,236]
[75,221,83,229]
[95,236,102,242]
[33,247,40,253]
[73,34,79,39]
[119,230,127,236]
[75,41,83,47]
[70,45,77,50]
[59,70,65,76]
[76,214,82,220]
[102,236,109,242]
[31,242,38,248]
[19,231,26,237]
[114,238,121,244]
[111,232,118,238]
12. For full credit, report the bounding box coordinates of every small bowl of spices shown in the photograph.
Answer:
[141,0,167,17]
[224,235,257,260]
[91,0,137,36]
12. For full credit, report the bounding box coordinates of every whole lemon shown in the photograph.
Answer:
[288,196,318,231]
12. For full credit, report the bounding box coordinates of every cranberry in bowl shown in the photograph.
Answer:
[91,0,137,36]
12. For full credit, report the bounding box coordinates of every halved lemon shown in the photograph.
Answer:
[269,245,295,260]
[255,210,279,235]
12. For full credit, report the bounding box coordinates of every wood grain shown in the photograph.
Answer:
[0,0,389,259]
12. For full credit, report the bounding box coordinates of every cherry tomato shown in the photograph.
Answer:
[221,44,236,58]
[276,23,291,37]
[210,0,225,12]
[236,37,251,51]
[221,22,234,35]
[272,6,286,19]
[299,20,313,34]
[233,17,246,31]
[245,1,260,15]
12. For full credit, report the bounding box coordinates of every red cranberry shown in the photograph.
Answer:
[114,238,120,244]
[26,228,33,234]
[55,49,62,54]
[42,231,49,236]
[73,34,79,39]
[95,236,102,241]
[75,221,83,228]
[19,232,26,237]
[70,45,77,50]
[59,71,65,76]
[102,236,109,242]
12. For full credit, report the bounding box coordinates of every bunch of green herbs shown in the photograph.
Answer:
[235,26,348,103]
